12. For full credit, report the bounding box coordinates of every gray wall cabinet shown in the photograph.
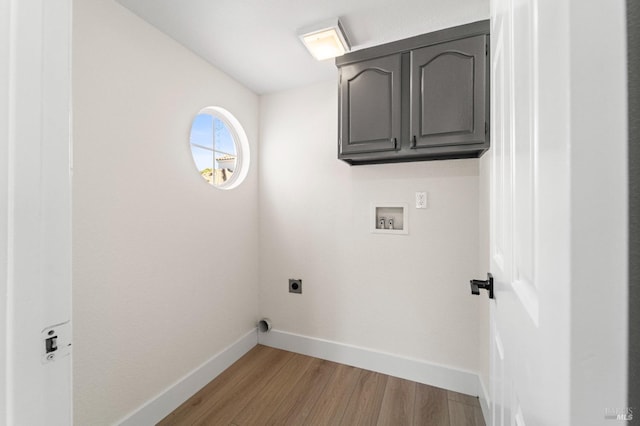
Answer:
[337,20,490,165]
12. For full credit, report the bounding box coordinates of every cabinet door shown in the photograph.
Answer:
[410,35,486,149]
[339,54,401,155]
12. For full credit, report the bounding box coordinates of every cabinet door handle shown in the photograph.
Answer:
[392,138,398,150]
[410,135,417,149]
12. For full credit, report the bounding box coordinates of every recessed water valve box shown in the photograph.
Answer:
[371,203,409,235]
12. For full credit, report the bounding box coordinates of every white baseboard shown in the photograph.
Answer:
[117,329,258,426]
[259,329,482,397]
[478,375,491,424]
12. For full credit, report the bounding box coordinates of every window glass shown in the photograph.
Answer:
[189,107,249,189]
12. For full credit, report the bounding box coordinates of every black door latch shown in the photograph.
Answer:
[470,273,494,299]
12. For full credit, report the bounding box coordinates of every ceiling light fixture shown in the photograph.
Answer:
[298,18,351,61]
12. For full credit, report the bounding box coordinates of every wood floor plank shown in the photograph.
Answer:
[263,358,336,425]
[303,363,362,426]
[449,400,479,426]
[413,384,450,426]
[340,370,388,425]
[158,345,282,425]
[376,376,416,426]
[229,353,315,425]
[191,347,297,425]
[161,346,487,426]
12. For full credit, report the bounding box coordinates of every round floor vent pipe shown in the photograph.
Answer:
[257,318,272,333]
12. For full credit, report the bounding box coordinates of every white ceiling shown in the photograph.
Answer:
[116,0,488,94]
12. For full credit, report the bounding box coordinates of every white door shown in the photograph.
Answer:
[490,0,574,424]
[488,0,628,425]
[1,0,73,424]
[489,0,571,424]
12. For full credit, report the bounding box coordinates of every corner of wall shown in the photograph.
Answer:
[117,330,258,426]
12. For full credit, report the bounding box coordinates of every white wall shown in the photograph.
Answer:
[259,80,484,373]
[72,1,259,424]
[0,1,9,420]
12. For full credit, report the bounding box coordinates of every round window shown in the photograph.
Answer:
[189,107,250,189]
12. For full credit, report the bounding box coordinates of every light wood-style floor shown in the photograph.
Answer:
[158,345,485,426]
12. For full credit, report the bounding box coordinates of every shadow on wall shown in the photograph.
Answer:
[348,158,481,182]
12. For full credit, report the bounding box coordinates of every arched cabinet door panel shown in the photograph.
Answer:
[339,54,401,156]
[410,35,487,149]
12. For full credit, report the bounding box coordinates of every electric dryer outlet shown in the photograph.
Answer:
[289,279,302,294]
